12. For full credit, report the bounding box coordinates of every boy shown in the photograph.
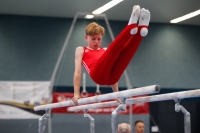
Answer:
[73,5,150,104]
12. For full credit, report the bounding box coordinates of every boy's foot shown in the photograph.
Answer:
[129,5,140,34]
[128,5,140,25]
[138,8,150,37]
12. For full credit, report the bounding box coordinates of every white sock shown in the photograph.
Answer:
[130,28,138,34]
[138,8,150,36]
[128,5,140,25]
[138,8,150,26]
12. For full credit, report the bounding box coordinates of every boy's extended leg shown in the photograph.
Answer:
[110,8,151,82]
[90,5,141,85]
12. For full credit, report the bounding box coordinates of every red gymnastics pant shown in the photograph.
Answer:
[90,24,147,85]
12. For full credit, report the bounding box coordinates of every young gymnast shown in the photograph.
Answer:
[72,5,150,104]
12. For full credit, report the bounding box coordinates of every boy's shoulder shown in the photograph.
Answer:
[75,46,84,53]
[76,46,84,50]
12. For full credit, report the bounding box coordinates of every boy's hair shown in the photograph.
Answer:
[85,22,105,36]
[134,120,144,126]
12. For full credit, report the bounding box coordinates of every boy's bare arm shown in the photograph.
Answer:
[72,47,83,105]
[111,83,119,92]
[111,83,122,104]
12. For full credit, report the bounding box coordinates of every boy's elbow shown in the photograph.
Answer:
[74,72,81,79]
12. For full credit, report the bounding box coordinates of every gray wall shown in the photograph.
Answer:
[128,24,200,88]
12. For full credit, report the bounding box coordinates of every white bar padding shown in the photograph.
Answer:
[69,101,119,112]
[34,100,75,111]
[78,85,159,104]
[69,89,200,112]
[34,85,160,111]
[126,89,200,104]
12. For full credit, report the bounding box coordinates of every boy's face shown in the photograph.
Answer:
[85,33,103,50]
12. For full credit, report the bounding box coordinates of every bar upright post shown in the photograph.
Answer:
[175,101,191,133]
[111,98,126,133]
[39,110,49,133]
[84,110,95,133]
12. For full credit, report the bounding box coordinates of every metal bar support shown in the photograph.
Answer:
[111,98,126,133]
[39,110,49,133]
[175,101,191,133]
[84,110,95,133]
